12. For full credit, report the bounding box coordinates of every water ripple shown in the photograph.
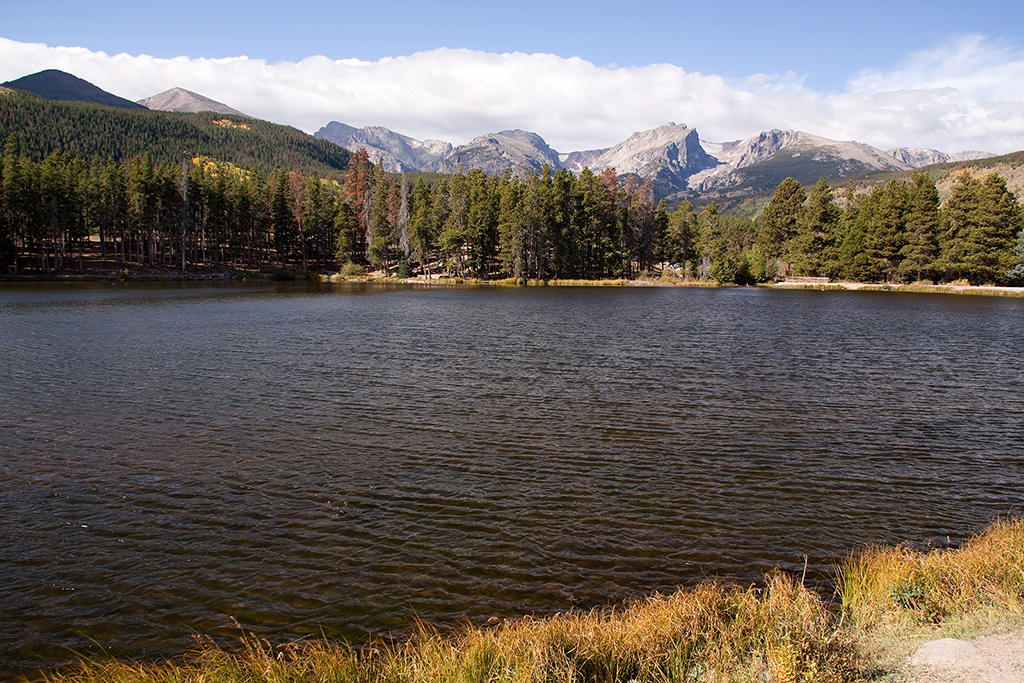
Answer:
[1,283,1023,675]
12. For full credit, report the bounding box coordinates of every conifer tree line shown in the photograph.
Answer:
[339,149,668,280]
[754,173,1024,285]
[0,139,346,272]
[2,137,1023,284]
[338,151,1024,285]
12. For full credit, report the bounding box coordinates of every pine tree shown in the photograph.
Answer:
[1008,227,1024,282]
[696,202,719,280]
[827,193,870,282]
[759,177,806,278]
[522,168,555,278]
[334,200,358,265]
[627,180,656,275]
[599,168,622,276]
[791,178,840,276]
[396,175,411,262]
[983,173,1024,280]
[3,143,42,269]
[573,167,611,279]
[367,163,391,273]
[342,149,372,264]
[440,172,469,277]
[897,171,941,282]
[465,169,498,278]
[863,180,908,282]
[270,170,299,267]
[709,216,757,284]
[548,168,575,278]
[408,178,436,278]
[666,201,698,277]
[939,172,1023,284]
[303,176,339,269]
[653,199,670,268]
[497,173,527,279]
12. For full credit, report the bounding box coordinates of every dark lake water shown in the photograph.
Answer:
[1,282,1023,676]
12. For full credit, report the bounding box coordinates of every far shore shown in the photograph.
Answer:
[770,280,1024,296]
[3,265,1023,298]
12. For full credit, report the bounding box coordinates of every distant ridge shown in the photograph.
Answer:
[315,122,452,172]
[2,69,146,109]
[688,129,913,196]
[886,147,996,168]
[138,87,249,117]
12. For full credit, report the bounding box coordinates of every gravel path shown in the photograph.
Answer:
[894,632,1024,682]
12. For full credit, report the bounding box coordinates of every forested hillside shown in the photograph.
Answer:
[0,89,350,175]
[836,150,1024,200]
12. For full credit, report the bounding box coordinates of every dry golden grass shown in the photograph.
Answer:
[544,278,630,287]
[840,518,1024,627]
[838,518,1024,672]
[484,278,632,287]
[44,573,855,683]
[385,572,854,683]
[41,519,1024,683]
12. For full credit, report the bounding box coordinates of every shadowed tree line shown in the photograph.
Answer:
[0,138,346,273]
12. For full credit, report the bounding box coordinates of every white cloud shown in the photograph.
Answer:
[742,71,805,92]
[1,35,1023,154]
[848,35,1024,102]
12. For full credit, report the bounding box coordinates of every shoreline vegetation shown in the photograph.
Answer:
[3,266,1024,298]
[36,518,1024,683]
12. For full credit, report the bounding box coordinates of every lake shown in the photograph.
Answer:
[1,282,1022,676]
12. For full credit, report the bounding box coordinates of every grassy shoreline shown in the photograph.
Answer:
[36,519,1024,683]
[4,270,1024,298]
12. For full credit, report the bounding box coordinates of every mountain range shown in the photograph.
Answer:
[885,147,996,167]
[2,68,1001,200]
[315,120,995,199]
[315,121,453,172]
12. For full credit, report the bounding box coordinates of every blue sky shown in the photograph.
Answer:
[3,0,1024,153]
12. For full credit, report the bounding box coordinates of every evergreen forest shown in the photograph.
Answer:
[2,134,1023,284]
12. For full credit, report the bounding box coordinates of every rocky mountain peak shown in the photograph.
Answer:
[706,129,801,168]
[439,130,561,176]
[313,117,997,201]
[137,87,249,117]
[688,130,915,196]
[562,122,718,193]
[314,123,453,172]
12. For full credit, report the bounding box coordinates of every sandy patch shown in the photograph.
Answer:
[893,631,1024,683]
